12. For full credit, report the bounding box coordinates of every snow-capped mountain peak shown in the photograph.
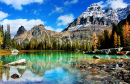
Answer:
[80,3,103,18]
[62,3,130,32]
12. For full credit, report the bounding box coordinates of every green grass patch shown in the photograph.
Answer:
[0,50,11,56]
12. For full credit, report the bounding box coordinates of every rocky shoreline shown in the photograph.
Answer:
[84,47,130,55]
[70,58,130,83]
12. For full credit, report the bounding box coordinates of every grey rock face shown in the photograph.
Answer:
[32,26,45,37]
[15,26,27,37]
[117,4,130,20]
[14,24,73,45]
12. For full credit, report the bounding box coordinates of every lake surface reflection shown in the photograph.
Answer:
[0,51,129,84]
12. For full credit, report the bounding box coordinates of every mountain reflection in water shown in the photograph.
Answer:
[0,51,128,84]
[0,52,84,83]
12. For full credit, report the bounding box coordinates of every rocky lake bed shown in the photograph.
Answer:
[70,57,130,84]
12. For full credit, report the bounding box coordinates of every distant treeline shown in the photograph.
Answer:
[15,40,93,51]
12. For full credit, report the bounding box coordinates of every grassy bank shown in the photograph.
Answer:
[0,50,12,56]
[0,50,65,56]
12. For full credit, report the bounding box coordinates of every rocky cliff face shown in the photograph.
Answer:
[14,24,72,45]
[116,4,130,20]
[15,26,27,37]
[62,4,130,32]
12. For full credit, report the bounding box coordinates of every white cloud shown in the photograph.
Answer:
[0,19,45,38]
[45,26,63,32]
[96,0,128,9]
[57,14,74,26]
[49,6,63,16]
[107,0,128,9]
[56,28,63,32]
[0,11,8,20]
[64,0,78,5]
[45,26,54,31]
[97,1,108,8]
[0,0,43,10]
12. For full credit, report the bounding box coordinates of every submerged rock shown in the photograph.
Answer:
[69,57,130,83]
[11,74,20,79]
[93,55,100,59]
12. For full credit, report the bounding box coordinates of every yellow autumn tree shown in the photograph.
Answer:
[123,21,130,46]
[117,35,121,48]
[76,40,80,50]
[43,43,45,50]
[30,41,35,49]
[108,27,112,40]
[50,44,53,50]
[113,32,117,48]
[92,33,97,51]
[0,31,3,49]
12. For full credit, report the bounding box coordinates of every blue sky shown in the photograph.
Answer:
[0,0,129,38]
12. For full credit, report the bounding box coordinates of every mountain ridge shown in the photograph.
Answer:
[62,4,130,32]
[14,3,130,45]
[14,24,72,45]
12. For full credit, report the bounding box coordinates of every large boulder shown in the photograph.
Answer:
[93,55,100,59]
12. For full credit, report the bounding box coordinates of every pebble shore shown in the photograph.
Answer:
[70,58,130,83]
